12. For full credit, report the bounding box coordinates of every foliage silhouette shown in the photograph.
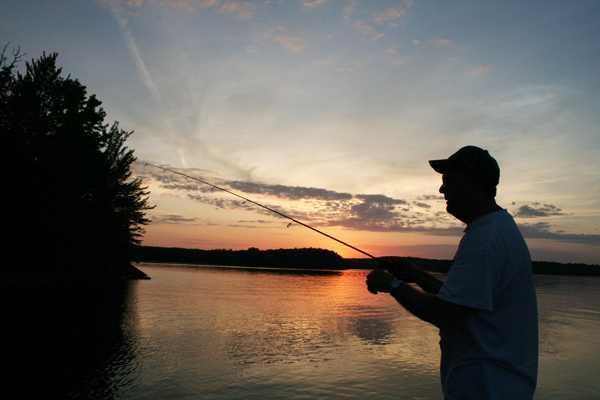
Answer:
[133,246,348,270]
[2,46,153,281]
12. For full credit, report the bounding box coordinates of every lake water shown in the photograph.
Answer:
[2,263,599,399]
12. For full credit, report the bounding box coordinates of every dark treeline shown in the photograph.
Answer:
[530,261,600,276]
[347,257,453,273]
[134,246,600,276]
[3,47,152,282]
[350,257,600,276]
[133,246,348,270]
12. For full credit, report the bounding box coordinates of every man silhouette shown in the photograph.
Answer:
[366,146,538,400]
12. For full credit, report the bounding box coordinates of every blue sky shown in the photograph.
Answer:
[2,0,600,263]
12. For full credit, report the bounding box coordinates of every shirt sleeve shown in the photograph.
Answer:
[437,248,496,312]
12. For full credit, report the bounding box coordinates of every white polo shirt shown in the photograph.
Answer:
[437,209,538,400]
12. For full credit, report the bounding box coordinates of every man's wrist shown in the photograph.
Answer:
[390,279,404,293]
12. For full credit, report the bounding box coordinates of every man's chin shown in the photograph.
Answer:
[446,203,458,218]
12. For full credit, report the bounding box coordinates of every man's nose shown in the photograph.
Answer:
[439,185,445,194]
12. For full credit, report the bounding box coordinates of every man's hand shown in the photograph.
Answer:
[366,269,396,295]
[384,257,444,295]
[386,257,418,283]
[367,266,468,329]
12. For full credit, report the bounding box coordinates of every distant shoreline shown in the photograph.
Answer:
[133,246,600,277]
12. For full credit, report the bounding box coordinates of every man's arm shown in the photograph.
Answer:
[366,268,470,330]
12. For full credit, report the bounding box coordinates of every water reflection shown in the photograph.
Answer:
[122,264,444,399]
[534,275,600,399]
[536,275,600,357]
[4,266,597,399]
[0,280,139,399]
[349,314,395,344]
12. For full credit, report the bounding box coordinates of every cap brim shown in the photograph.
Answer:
[429,159,448,174]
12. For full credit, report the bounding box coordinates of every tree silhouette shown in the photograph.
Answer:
[2,46,153,280]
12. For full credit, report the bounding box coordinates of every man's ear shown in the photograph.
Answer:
[464,175,480,190]
[470,177,496,197]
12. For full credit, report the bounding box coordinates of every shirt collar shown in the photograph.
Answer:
[464,208,506,233]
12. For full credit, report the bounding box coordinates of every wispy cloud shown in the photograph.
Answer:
[413,201,431,209]
[412,38,453,48]
[472,65,490,76]
[228,181,353,201]
[111,9,161,102]
[343,0,356,22]
[106,4,194,167]
[427,39,452,47]
[218,1,257,19]
[512,203,568,218]
[264,27,306,52]
[275,34,305,52]
[304,0,327,8]
[354,20,385,40]
[152,214,198,224]
[95,0,256,19]
[372,5,407,25]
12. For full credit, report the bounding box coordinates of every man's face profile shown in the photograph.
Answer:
[440,170,475,220]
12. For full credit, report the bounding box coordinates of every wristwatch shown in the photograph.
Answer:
[390,279,404,292]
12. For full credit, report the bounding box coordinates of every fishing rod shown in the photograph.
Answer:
[144,162,441,286]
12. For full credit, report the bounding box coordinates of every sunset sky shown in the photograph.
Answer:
[2,0,600,264]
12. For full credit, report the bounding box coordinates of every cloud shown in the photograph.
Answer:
[513,203,568,218]
[312,60,332,66]
[518,222,600,246]
[416,195,444,201]
[343,0,356,22]
[151,214,198,224]
[228,181,353,201]
[275,34,305,52]
[355,194,407,206]
[198,0,222,7]
[372,6,407,25]
[350,201,400,220]
[304,0,327,7]
[412,201,431,209]
[193,182,453,235]
[264,27,306,52]
[93,0,133,14]
[111,9,161,102]
[134,162,219,189]
[218,1,257,19]
[140,164,450,231]
[95,0,256,18]
[427,39,452,47]
[472,65,490,76]
[136,165,598,247]
[354,20,385,40]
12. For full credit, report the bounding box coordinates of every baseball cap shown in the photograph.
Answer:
[429,146,500,187]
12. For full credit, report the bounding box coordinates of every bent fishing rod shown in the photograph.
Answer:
[144,162,438,284]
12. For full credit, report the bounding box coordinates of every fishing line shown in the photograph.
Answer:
[144,162,440,284]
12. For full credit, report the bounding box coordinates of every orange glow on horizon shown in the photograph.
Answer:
[141,218,460,261]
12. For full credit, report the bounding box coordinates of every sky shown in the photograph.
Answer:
[2,0,600,264]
